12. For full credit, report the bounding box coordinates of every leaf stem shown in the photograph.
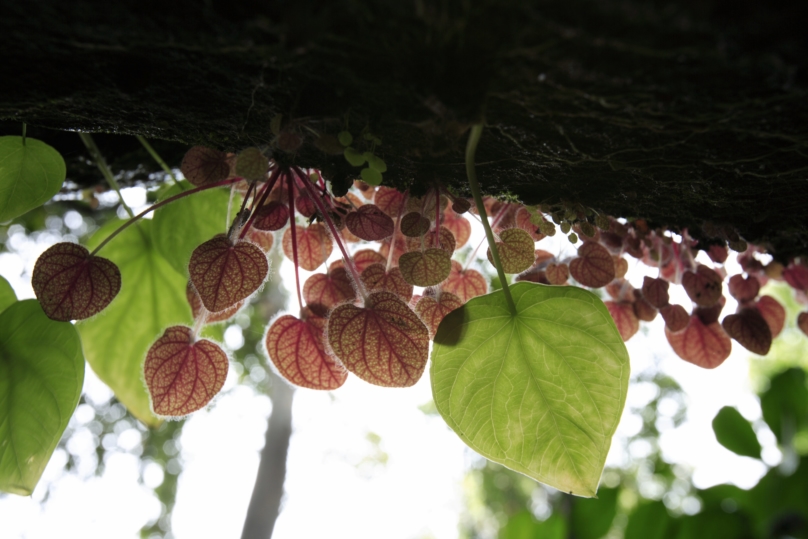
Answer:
[238,168,280,240]
[287,174,305,314]
[89,177,242,256]
[465,124,517,315]
[386,191,408,272]
[136,136,183,189]
[79,132,135,219]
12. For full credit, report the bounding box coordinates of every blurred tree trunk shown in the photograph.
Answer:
[241,373,295,539]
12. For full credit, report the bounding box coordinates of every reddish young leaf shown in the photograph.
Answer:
[399,248,453,287]
[378,235,408,262]
[327,291,429,387]
[451,198,471,214]
[407,226,456,254]
[486,228,536,274]
[303,268,355,315]
[642,276,670,309]
[569,241,616,288]
[755,295,786,338]
[143,326,229,416]
[328,249,385,274]
[282,223,332,271]
[443,261,487,303]
[632,291,658,322]
[406,192,445,216]
[515,207,545,241]
[722,308,772,356]
[606,279,635,303]
[235,147,269,181]
[728,274,761,302]
[32,242,121,321]
[783,263,808,291]
[694,295,726,325]
[415,292,463,337]
[534,249,555,267]
[345,204,395,241]
[545,263,569,285]
[360,263,413,301]
[253,201,289,231]
[613,256,628,279]
[186,281,243,323]
[682,264,723,307]
[295,194,317,218]
[180,146,230,186]
[400,212,431,238]
[605,301,640,342]
[798,312,808,337]
[707,244,729,264]
[244,229,274,254]
[660,304,689,332]
[666,316,732,369]
[189,236,269,312]
[516,270,549,284]
[266,314,347,390]
[373,186,406,217]
[442,206,471,248]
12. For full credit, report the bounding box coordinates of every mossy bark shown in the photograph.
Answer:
[2,0,807,258]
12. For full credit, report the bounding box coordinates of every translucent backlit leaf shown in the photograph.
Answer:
[569,242,615,288]
[31,242,121,321]
[660,304,689,332]
[545,263,569,285]
[143,326,228,417]
[486,228,535,274]
[665,315,731,369]
[431,282,629,497]
[605,301,640,341]
[235,147,269,181]
[295,194,317,218]
[682,265,723,307]
[798,312,808,336]
[180,146,230,186]
[329,248,385,274]
[186,281,243,323]
[253,201,290,231]
[632,292,658,322]
[613,257,628,279]
[282,223,332,271]
[515,207,544,241]
[345,204,395,241]
[327,291,429,387]
[415,292,462,338]
[444,260,487,303]
[360,263,413,301]
[728,274,760,302]
[303,267,355,315]
[783,263,808,291]
[244,227,275,252]
[399,248,452,287]
[0,300,84,495]
[189,236,268,312]
[442,207,471,248]
[266,314,347,390]
[755,295,785,338]
[0,136,66,222]
[642,277,670,309]
[379,234,408,262]
[373,186,406,217]
[407,226,456,254]
[401,212,431,238]
[722,308,772,356]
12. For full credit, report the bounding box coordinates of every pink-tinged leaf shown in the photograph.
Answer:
[728,274,760,302]
[451,198,471,214]
[694,296,726,326]
[186,281,243,323]
[282,223,332,271]
[180,146,230,186]
[373,186,406,217]
[632,290,658,322]
[354,180,375,200]
[443,261,487,303]
[515,207,545,241]
[295,195,317,218]
[666,316,732,369]
[798,312,808,337]
[400,212,431,238]
[722,308,772,356]
[642,276,670,309]
[605,279,635,303]
[244,228,275,252]
[303,268,355,315]
[491,203,518,233]
[661,304,689,332]
[516,270,549,284]
[379,235,408,262]
[189,236,268,312]
[266,314,347,390]
[783,263,808,291]
[613,256,628,279]
[708,244,729,264]
[328,249,385,274]
[738,253,765,275]
[235,147,269,181]
[545,263,569,285]
[407,226,456,254]
[569,241,616,288]
[682,265,723,307]
[406,192,446,216]
[605,301,640,341]
[326,291,429,387]
[32,242,121,321]
[360,263,413,301]
[486,228,536,274]
[399,248,452,287]
[415,292,463,338]
[534,250,555,267]
[755,295,785,338]
[442,207,471,248]
[143,326,228,416]
[345,204,395,241]
[253,201,289,231]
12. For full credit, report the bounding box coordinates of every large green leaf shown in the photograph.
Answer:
[431,282,629,497]
[712,406,762,459]
[0,136,66,222]
[151,180,235,276]
[0,300,84,495]
[499,511,567,539]
[78,220,192,427]
[0,275,16,313]
[760,368,808,444]
[570,486,619,539]
[624,501,673,539]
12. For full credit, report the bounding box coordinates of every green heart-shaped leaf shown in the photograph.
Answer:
[0,300,84,495]
[0,136,66,222]
[430,282,629,496]
[78,220,192,427]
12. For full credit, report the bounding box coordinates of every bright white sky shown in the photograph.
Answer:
[0,186,781,539]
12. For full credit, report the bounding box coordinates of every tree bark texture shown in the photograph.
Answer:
[241,373,295,539]
[2,0,807,258]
